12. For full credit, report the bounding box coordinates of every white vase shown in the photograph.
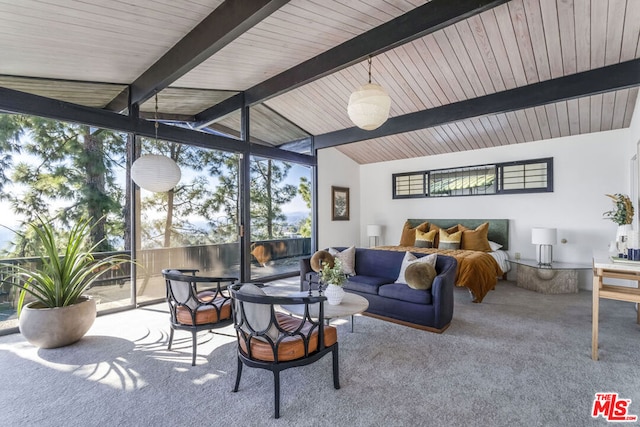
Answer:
[616,224,633,256]
[325,284,345,305]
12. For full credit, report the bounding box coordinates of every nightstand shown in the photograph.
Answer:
[508,259,591,294]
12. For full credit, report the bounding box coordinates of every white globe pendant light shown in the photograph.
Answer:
[131,93,181,192]
[131,154,181,192]
[347,56,391,131]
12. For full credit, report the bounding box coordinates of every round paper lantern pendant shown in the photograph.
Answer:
[131,154,181,192]
[347,83,391,130]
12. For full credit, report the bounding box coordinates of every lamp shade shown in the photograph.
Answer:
[367,224,382,237]
[347,83,391,130]
[531,227,557,245]
[131,155,181,192]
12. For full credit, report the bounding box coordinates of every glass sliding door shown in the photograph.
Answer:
[135,139,241,303]
[249,156,312,281]
[0,113,131,332]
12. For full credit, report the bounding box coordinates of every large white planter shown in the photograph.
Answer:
[19,296,96,349]
[325,284,345,305]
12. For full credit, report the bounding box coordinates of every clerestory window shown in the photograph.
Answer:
[392,158,553,199]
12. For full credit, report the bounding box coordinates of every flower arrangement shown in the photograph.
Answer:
[319,258,347,287]
[604,194,634,225]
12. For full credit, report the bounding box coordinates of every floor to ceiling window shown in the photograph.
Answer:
[134,141,241,303]
[0,113,131,331]
[249,156,312,281]
[0,112,314,333]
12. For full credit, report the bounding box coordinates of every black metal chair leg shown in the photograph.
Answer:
[233,357,243,392]
[168,328,174,350]
[274,369,281,419]
[332,344,341,389]
[191,331,197,366]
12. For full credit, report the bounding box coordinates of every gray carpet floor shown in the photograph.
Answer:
[1,280,639,427]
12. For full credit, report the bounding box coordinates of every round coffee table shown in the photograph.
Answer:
[281,291,369,332]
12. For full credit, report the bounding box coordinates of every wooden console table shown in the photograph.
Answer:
[592,254,640,360]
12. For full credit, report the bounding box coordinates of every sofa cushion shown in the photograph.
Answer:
[378,283,433,304]
[344,275,391,295]
[353,248,407,279]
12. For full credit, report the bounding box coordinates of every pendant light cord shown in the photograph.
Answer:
[368,56,372,84]
[154,92,159,142]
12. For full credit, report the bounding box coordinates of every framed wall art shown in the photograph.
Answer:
[331,186,349,221]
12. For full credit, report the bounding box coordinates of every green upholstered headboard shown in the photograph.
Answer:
[407,218,510,250]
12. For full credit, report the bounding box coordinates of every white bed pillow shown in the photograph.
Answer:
[488,240,503,251]
[395,251,437,284]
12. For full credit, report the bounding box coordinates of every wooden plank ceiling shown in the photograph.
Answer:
[0,0,639,164]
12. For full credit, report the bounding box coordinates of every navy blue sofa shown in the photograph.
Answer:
[300,247,457,332]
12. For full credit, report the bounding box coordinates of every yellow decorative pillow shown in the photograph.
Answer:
[459,222,491,252]
[429,224,459,247]
[438,229,462,250]
[415,229,437,248]
[399,221,429,246]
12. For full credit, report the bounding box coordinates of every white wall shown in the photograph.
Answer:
[318,125,638,289]
[317,148,360,249]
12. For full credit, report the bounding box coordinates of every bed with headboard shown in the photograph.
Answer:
[374,219,510,303]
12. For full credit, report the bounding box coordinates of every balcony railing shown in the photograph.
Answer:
[0,237,311,311]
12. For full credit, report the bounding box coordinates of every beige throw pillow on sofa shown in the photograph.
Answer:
[328,246,356,275]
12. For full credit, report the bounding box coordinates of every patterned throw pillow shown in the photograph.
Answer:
[415,229,437,248]
[395,251,437,283]
[429,224,459,247]
[328,246,356,275]
[438,228,462,250]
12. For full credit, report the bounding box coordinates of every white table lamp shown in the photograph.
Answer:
[367,224,382,247]
[531,227,557,266]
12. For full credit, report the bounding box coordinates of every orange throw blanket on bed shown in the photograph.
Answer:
[374,246,504,303]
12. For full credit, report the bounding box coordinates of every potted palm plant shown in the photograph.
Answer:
[2,216,131,348]
[319,258,347,305]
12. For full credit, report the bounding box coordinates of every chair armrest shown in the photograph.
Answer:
[175,268,199,274]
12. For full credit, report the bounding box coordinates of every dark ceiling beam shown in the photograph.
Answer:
[106,0,289,112]
[194,0,510,128]
[139,111,196,122]
[0,86,246,154]
[194,93,244,127]
[314,59,640,149]
[249,143,316,165]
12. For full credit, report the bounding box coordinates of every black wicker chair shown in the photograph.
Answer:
[162,269,237,366]
[230,283,340,419]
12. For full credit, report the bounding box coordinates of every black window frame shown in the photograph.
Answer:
[392,157,553,199]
